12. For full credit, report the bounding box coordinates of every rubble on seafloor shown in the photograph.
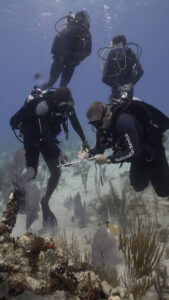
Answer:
[1,187,169,299]
[0,190,124,299]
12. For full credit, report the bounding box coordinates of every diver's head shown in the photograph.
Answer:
[75,11,90,32]
[86,102,112,130]
[53,87,74,112]
[110,35,126,61]
[112,35,126,48]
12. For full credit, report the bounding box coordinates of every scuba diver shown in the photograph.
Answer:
[101,35,144,102]
[78,97,169,197]
[10,87,88,231]
[41,10,92,90]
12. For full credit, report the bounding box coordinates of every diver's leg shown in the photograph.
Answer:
[40,142,61,229]
[24,141,39,178]
[59,65,75,87]
[129,159,149,192]
[149,143,169,197]
[41,158,61,229]
[41,59,62,90]
[42,157,61,205]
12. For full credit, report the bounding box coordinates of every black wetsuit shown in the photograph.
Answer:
[41,25,92,89]
[102,47,144,101]
[10,98,86,226]
[90,110,169,197]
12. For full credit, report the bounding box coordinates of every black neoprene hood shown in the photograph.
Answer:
[54,87,73,101]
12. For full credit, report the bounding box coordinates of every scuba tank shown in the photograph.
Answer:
[11,86,46,144]
[12,86,74,143]
[26,86,75,140]
[26,86,46,103]
[110,95,169,161]
[111,94,169,133]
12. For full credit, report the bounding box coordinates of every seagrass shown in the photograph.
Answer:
[120,216,166,279]
[119,216,167,299]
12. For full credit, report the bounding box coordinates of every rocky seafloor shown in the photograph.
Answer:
[0,140,169,300]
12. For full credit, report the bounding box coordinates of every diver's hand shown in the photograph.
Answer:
[94,154,108,165]
[78,151,89,160]
[119,82,133,92]
[82,139,90,151]
[60,151,68,164]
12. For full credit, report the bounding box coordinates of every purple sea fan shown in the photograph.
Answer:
[91,226,120,271]
[5,148,41,229]
[24,181,41,230]
[6,148,35,193]
[5,147,26,188]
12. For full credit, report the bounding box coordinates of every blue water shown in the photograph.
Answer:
[0,3,169,298]
[0,0,169,148]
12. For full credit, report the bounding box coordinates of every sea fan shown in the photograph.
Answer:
[91,226,120,270]
[5,148,41,229]
[24,181,41,230]
[74,192,87,227]
[5,148,26,188]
